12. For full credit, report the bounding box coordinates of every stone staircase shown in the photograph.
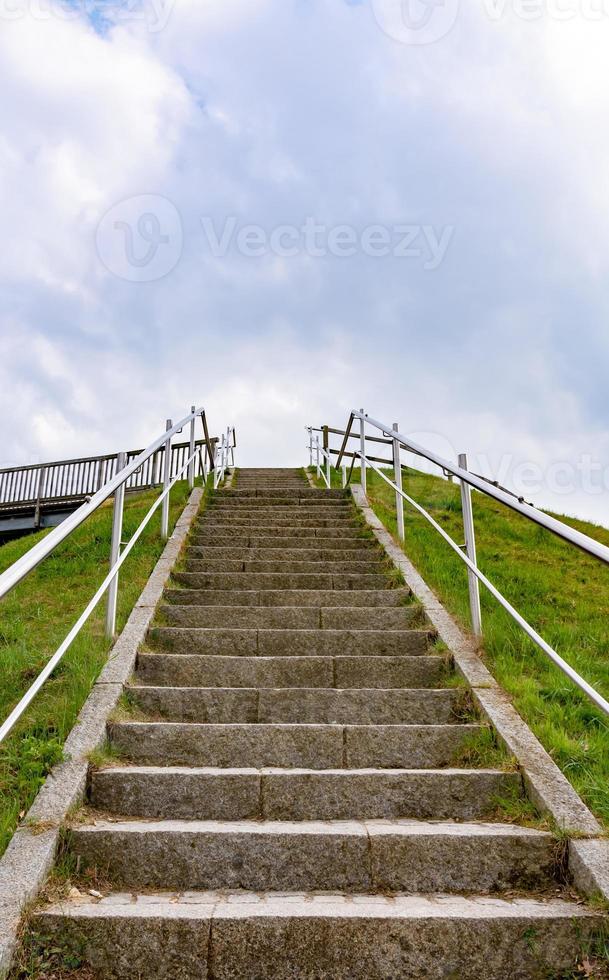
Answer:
[32,468,597,978]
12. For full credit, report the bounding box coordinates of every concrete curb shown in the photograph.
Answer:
[351,486,609,898]
[0,486,204,977]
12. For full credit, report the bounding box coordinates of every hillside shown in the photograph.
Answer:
[315,465,609,826]
[0,482,193,855]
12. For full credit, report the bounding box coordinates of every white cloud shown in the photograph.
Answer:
[0,0,608,525]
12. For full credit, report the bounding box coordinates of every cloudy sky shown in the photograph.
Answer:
[1,0,609,522]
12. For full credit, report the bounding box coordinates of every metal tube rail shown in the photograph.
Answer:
[341,410,609,568]
[0,408,207,602]
[0,442,203,746]
[311,433,332,488]
[359,451,609,719]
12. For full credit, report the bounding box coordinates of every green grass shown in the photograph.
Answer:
[0,480,195,857]
[311,465,609,827]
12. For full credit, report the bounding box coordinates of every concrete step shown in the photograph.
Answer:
[163,589,412,608]
[172,572,391,590]
[236,484,310,489]
[193,526,369,539]
[129,687,459,725]
[159,605,422,630]
[186,547,379,562]
[208,501,352,511]
[35,891,596,980]
[183,559,387,574]
[204,510,357,526]
[235,482,311,488]
[90,766,521,821]
[148,627,433,657]
[69,819,556,894]
[136,653,447,690]
[238,469,304,475]
[221,488,348,499]
[107,722,481,768]
[191,534,374,549]
[200,516,361,528]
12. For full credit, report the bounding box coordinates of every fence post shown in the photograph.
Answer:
[459,452,482,637]
[161,420,172,540]
[392,423,405,543]
[188,405,196,490]
[308,428,313,468]
[342,464,347,489]
[316,437,321,479]
[359,409,367,495]
[105,451,127,639]
[34,466,46,530]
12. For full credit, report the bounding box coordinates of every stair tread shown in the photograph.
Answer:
[110,721,474,731]
[93,765,502,776]
[40,890,592,920]
[72,818,551,839]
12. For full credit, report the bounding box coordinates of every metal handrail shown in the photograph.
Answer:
[306,427,331,488]
[0,444,196,744]
[0,439,212,511]
[316,408,609,719]
[0,409,210,602]
[0,407,235,744]
[337,411,609,567]
[214,426,237,488]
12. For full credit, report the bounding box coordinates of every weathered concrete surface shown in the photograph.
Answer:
[70,818,556,893]
[188,546,378,561]
[108,721,481,769]
[160,603,419,629]
[130,685,458,725]
[570,838,609,902]
[148,626,432,657]
[135,653,446,690]
[172,571,388,590]
[163,587,412,607]
[90,766,521,821]
[186,558,386,574]
[35,891,598,980]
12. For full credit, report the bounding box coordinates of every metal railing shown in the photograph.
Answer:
[214,427,237,489]
[306,427,333,488]
[0,440,216,514]
[309,408,609,719]
[0,406,236,745]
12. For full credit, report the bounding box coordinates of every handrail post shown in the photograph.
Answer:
[316,437,321,478]
[308,428,313,468]
[459,452,482,637]
[161,420,172,540]
[393,423,405,543]
[342,463,347,489]
[188,405,196,489]
[105,451,127,639]
[359,409,367,495]
[214,434,224,489]
[323,426,331,488]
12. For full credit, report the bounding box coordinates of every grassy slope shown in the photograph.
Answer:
[0,481,193,855]
[313,465,609,826]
